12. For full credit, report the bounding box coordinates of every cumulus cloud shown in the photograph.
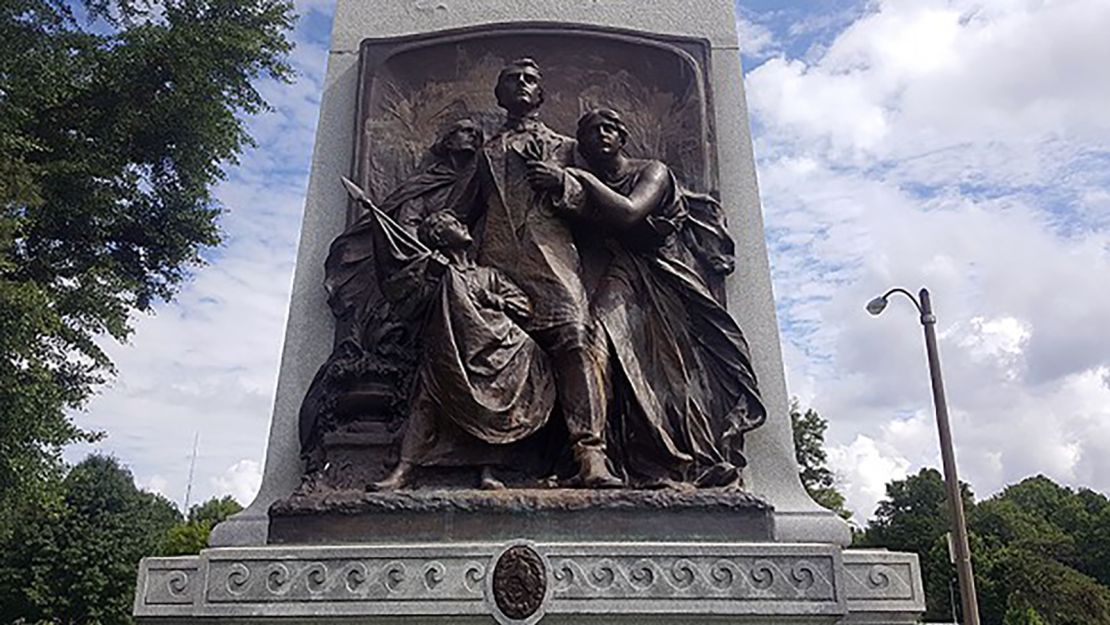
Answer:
[737,15,777,59]
[827,435,912,520]
[212,460,264,505]
[748,0,1110,518]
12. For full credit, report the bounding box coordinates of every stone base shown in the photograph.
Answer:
[134,543,923,624]
[269,488,774,545]
[314,425,400,490]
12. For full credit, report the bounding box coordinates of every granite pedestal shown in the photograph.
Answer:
[135,543,924,624]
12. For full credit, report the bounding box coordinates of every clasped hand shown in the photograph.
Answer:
[525,160,564,192]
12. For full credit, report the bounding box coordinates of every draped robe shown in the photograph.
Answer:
[575,160,767,486]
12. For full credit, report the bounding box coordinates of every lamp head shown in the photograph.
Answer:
[866,296,889,316]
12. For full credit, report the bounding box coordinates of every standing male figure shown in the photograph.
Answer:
[476,58,621,488]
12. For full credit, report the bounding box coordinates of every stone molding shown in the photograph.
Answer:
[135,543,922,623]
[840,550,926,624]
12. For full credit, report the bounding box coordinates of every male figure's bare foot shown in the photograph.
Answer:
[369,462,413,491]
[480,466,506,491]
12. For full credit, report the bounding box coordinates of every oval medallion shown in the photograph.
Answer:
[492,545,546,621]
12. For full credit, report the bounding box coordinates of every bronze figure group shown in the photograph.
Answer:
[300,58,766,493]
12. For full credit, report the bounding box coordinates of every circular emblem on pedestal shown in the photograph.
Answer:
[491,544,547,621]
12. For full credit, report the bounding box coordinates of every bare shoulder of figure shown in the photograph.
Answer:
[638,160,672,186]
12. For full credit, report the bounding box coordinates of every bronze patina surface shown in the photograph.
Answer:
[286,25,768,523]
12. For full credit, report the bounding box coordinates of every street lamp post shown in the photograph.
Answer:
[866,287,981,625]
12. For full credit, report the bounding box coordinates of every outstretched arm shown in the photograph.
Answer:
[563,161,670,230]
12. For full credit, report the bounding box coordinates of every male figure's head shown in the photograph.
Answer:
[431,119,484,159]
[418,211,472,252]
[576,108,629,165]
[494,58,544,117]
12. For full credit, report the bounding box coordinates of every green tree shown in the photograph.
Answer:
[995,477,1110,585]
[981,548,1110,625]
[188,495,243,525]
[0,455,181,624]
[160,495,242,556]
[1081,502,1110,586]
[160,520,210,557]
[972,477,1110,624]
[1003,605,1046,625]
[857,468,975,622]
[861,470,1110,624]
[0,0,295,537]
[789,400,851,518]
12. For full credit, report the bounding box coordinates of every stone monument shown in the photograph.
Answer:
[134,2,926,623]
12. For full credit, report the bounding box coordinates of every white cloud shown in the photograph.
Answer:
[737,16,776,59]
[750,0,1110,187]
[748,0,1110,519]
[212,460,264,505]
[827,435,912,521]
[952,315,1031,379]
[138,474,173,502]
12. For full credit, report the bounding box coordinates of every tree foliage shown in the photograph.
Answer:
[1004,605,1046,625]
[0,455,181,624]
[979,547,1110,625]
[789,400,851,519]
[160,495,242,556]
[859,470,1110,624]
[0,0,295,536]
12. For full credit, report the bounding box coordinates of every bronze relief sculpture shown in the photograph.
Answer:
[296,56,765,495]
[558,108,766,488]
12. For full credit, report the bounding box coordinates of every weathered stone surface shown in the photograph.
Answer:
[840,550,926,624]
[134,543,923,623]
[268,489,774,545]
[210,0,851,550]
[328,0,742,51]
[135,557,199,609]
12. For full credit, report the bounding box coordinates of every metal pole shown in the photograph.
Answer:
[918,288,980,625]
[184,431,199,515]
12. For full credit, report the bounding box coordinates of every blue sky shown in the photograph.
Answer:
[70,0,1110,521]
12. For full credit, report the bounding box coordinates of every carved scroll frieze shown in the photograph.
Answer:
[549,555,836,601]
[134,544,928,622]
[205,556,488,603]
[190,544,841,607]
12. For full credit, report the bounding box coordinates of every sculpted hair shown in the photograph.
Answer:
[417,211,461,250]
[498,57,542,81]
[494,57,545,108]
[576,107,630,146]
